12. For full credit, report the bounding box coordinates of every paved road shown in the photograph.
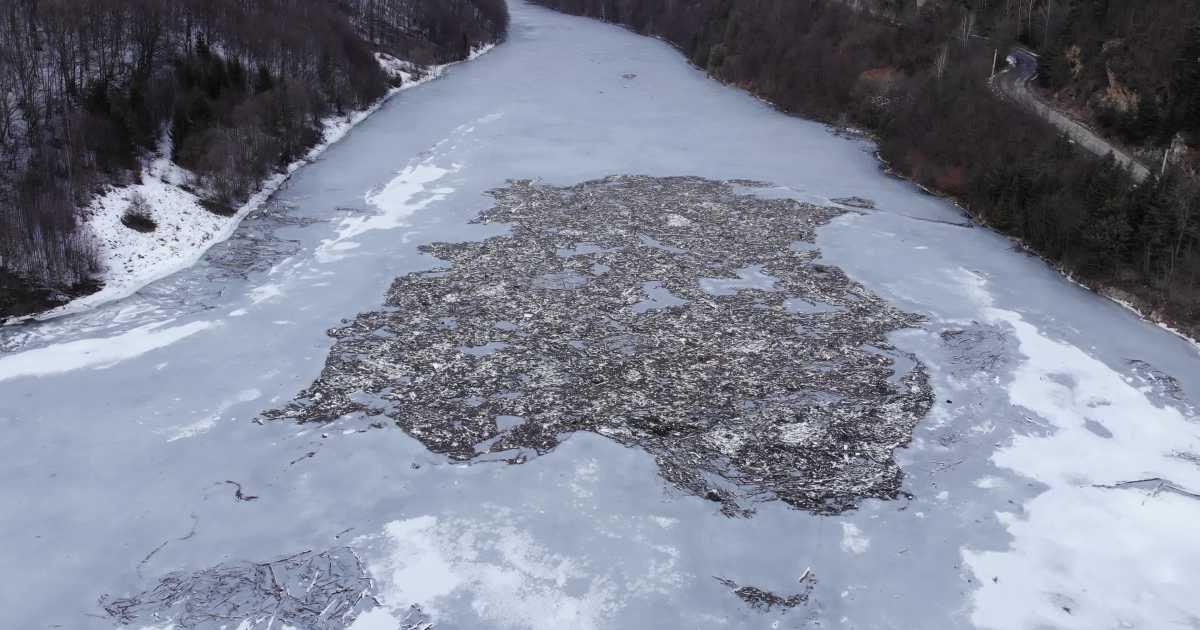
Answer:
[994,48,1152,182]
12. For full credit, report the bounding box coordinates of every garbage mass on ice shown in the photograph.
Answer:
[268,175,934,515]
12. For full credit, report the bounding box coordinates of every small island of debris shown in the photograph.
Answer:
[715,573,816,611]
[101,547,395,629]
[266,175,932,515]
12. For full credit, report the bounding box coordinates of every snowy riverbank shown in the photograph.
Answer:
[13,45,495,325]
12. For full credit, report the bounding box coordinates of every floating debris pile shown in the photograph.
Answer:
[831,196,876,209]
[101,547,392,629]
[714,572,816,611]
[266,175,932,514]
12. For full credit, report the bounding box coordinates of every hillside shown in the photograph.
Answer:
[1034,0,1198,160]
[0,0,508,320]
[532,0,1200,339]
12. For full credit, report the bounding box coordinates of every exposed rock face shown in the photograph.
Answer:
[1099,66,1139,114]
[266,175,932,515]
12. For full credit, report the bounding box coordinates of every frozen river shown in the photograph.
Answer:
[2,3,1199,629]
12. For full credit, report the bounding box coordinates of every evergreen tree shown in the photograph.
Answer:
[1169,20,1200,133]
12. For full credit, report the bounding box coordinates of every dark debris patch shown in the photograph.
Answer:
[1128,359,1188,403]
[225,480,259,502]
[831,196,876,209]
[265,175,933,515]
[101,547,401,629]
[940,324,1013,375]
[715,574,815,611]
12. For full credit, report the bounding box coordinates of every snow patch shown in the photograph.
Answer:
[248,283,284,304]
[0,319,215,382]
[973,476,1002,489]
[316,108,504,262]
[319,163,458,263]
[1102,289,1200,355]
[356,508,681,629]
[958,268,1200,630]
[374,53,425,86]
[361,514,616,629]
[164,414,218,443]
[70,144,222,317]
[345,607,403,630]
[162,387,260,442]
[840,522,870,554]
[650,516,678,529]
[468,43,498,61]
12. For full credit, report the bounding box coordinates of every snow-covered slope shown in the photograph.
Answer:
[81,140,218,305]
[29,46,495,323]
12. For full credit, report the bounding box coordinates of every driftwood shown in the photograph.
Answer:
[266,175,933,515]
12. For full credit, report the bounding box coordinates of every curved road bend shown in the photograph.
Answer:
[994,48,1152,183]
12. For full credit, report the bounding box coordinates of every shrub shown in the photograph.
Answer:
[200,198,236,217]
[121,193,157,232]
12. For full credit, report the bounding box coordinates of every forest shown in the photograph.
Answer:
[533,0,1200,337]
[0,0,507,318]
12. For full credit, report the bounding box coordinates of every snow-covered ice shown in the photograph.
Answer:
[0,318,214,382]
[355,508,683,630]
[959,268,1200,630]
[840,523,871,554]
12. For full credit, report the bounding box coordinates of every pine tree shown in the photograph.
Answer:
[1169,20,1200,133]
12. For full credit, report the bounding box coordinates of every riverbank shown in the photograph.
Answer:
[2,45,495,327]
[872,125,1200,349]
[2,5,1198,628]
[531,0,1200,355]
